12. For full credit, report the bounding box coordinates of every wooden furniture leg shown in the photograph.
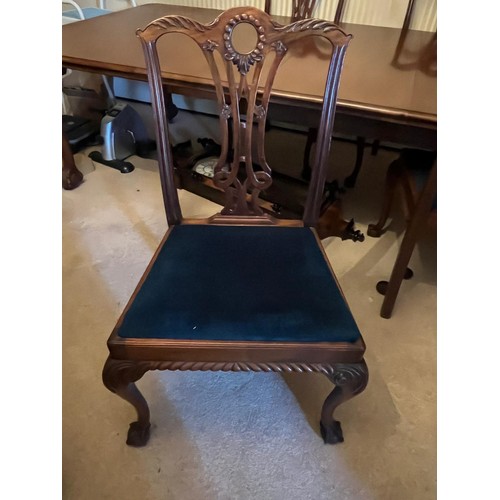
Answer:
[163,86,179,121]
[371,139,380,156]
[103,358,369,447]
[367,156,405,237]
[301,126,317,181]
[377,162,436,318]
[62,131,84,190]
[316,199,364,242]
[320,361,369,443]
[344,136,366,188]
[102,357,152,447]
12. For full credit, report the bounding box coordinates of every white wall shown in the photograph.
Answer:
[169,0,437,31]
[67,0,436,31]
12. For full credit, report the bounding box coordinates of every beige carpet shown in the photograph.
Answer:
[63,112,436,499]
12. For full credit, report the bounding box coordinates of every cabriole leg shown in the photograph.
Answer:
[102,357,152,447]
[320,360,369,444]
[367,158,404,237]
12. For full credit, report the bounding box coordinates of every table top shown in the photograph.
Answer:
[62,3,436,124]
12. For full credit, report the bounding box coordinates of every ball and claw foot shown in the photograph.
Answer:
[126,421,151,447]
[320,419,344,444]
[341,219,365,242]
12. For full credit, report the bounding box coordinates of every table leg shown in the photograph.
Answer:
[62,132,83,190]
[163,86,179,122]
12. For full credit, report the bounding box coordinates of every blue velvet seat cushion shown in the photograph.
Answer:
[117,225,361,343]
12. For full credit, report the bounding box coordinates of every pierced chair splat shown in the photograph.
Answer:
[102,6,368,447]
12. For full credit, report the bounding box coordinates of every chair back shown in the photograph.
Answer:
[264,1,324,22]
[291,0,318,20]
[136,6,351,227]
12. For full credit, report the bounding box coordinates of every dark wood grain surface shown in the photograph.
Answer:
[62,3,436,124]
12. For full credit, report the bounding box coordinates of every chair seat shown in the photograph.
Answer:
[116,225,361,344]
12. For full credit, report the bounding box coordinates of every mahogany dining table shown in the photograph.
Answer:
[62,2,436,232]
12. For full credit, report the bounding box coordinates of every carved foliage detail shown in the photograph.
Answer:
[223,14,266,75]
[203,39,219,52]
[271,40,288,55]
[102,358,151,393]
[254,105,266,120]
[148,15,213,34]
[278,18,349,36]
[328,361,369,394]
[221,104,232,119]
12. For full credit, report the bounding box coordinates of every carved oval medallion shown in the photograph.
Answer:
[223,14,266,75]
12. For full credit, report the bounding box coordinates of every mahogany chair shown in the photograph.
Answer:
[102,6,368,447]
[368,149,436,318]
